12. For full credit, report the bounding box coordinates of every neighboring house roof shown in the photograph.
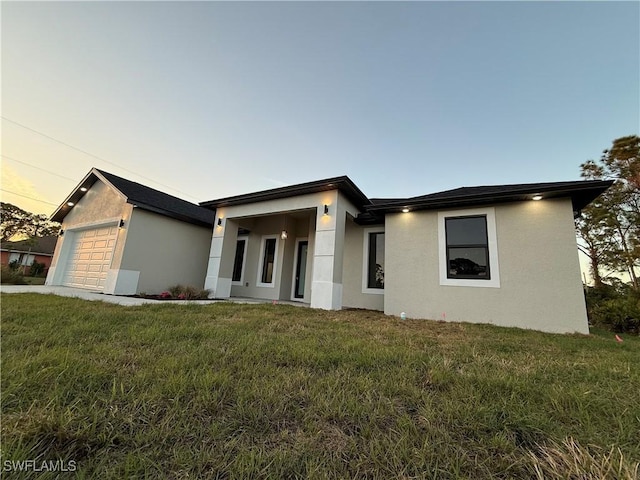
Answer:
[51,169,215,227]
[363,180,614,217]
[0,235,58,256]
[200,176,371,210]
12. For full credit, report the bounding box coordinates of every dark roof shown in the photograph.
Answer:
[1,235,58,255]
[51,169,215,227]
[200,176,371,210]
[362,180,614,219]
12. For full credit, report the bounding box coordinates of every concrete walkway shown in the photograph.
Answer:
[0,285,309,308]
[0,285,213,306]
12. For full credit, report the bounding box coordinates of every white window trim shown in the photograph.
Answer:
[290,237,309,301]
[362,227,385,295]
[256,234,279,288]
[438,207,500,288]
[231,236,248,286]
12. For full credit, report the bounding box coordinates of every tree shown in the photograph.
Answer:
[0,202,60,242]
[577,135,640,291]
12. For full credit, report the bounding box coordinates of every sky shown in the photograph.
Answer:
[1,1,638,217]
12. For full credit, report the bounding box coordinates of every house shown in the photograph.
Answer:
[45,168,214,294]
[1,235,57,275]
[200,177,612,334]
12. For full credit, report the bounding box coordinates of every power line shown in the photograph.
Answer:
[1,116,200,202]
[0,189,59,206]
[1,154,78,182]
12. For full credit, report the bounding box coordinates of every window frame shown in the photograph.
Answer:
[231,236,248,286]
[362,227,385,295]
[256,235,279,288]
[438,207,500,288]
[445,215,490,280]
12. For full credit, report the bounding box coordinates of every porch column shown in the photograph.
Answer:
[204,214,238,298]
[311,192,346,310]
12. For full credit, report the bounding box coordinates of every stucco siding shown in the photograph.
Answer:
[341,218,384,311]
[118,208,211,293]
[384,199,588,334]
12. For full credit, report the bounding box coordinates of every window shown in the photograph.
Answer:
[231,237,248,285]
[257,235,278,287]
[438,208,500,288]
[362,228,384,293]
[445,216,490,279]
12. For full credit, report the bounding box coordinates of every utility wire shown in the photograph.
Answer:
[1,154,78,182]
[0,188,59,206]
[1,116,200,202]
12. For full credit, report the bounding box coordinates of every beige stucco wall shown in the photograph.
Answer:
[118,208,212,293]
[341,218,385,311]
[384,198,589,334]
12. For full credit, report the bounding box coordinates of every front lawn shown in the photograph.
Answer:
[1,294,638,479]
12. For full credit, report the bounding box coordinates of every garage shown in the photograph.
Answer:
[62,225,118,290]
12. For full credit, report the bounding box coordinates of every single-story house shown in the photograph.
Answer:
[45,168,214,294]
[200,176,612,334]
[1,235,57,275]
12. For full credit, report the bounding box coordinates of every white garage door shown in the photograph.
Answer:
[63,225,118,290]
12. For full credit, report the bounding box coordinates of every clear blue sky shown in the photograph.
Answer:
[2,1,638,215]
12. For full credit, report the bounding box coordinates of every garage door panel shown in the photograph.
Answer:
[63,225,118,291]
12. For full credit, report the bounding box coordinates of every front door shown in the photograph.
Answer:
[293,240,308,300]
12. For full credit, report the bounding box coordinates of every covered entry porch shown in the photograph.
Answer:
[202,180,366,310]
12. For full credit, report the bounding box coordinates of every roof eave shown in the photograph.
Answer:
[131,202,214,228]
[200,176,371,210]
[364,181,614,214]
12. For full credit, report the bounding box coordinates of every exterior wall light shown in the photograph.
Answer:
[119,219,125,228]
[532,194,543,201]
[59,229,65,236]
[323,204,329,215]
[217,218,223,227]
[281,230,288,240]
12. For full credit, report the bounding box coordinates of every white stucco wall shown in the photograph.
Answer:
[384,198,589,334]
[118,208,212,294]
[341,218,385,311]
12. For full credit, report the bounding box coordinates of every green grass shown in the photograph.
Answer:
[1,293,639,479]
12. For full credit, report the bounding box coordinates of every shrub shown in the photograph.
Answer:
[0,265,27,285]
[166,284,211,300]
[30,260,46,277]
[585,285,640,334]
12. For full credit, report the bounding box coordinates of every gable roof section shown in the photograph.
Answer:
[51,169,215,227]
[362,180,614,219]
[200,176,371,210]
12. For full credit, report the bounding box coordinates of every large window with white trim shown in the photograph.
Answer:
[362,228,385,293]
[257,235,278,287]
[445,216,490,279]
[438,207,500,288]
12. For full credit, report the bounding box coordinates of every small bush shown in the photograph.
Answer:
[166,284,211,300]
[30,260,46,277]
[585,285,640,333]
[1,265,27,285]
